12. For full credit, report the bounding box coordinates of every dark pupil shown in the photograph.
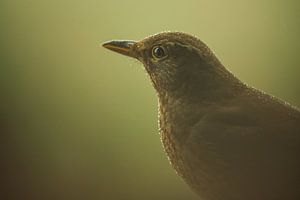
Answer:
[153,47,165,58]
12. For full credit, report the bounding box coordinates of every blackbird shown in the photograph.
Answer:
[102,32,300,200]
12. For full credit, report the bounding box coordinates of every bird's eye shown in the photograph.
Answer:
[152,46,166,59]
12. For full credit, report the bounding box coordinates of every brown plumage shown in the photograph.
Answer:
[102,32,300,200]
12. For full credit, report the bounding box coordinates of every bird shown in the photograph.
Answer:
[102,32,300,200]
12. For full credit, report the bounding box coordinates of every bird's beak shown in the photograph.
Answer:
[102,40,137,58]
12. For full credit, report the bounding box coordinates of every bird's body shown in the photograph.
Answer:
[103,32,300,200]
[159,79,300,200]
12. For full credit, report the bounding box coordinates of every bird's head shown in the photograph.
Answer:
[103,32,230,99]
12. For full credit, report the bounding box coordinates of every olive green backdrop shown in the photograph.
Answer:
[1,0,299,200]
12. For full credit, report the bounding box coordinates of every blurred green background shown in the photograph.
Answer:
[1,0,299,199]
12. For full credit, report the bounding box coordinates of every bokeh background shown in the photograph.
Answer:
[1,0,299,199]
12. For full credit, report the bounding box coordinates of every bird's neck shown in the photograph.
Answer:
[160,64,243,104]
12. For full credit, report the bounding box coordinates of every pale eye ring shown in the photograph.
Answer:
[152,46,167,59]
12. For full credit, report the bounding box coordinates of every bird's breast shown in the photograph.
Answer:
[158,100,219,193]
